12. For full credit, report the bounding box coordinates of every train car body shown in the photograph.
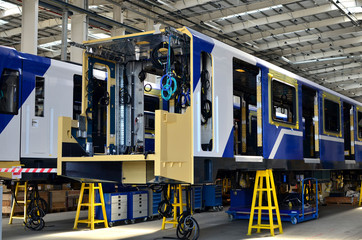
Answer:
[0,46,82,179]
[57,27,362,185]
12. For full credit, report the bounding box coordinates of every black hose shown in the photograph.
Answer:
[151,42,175,69]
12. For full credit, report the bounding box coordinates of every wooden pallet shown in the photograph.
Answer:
[325,196,359,205]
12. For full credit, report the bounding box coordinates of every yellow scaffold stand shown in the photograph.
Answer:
[74,182,108,230]
[9,181,29,224]
[247,169,283,236]
[161,184,187,229]
[359,181,362,206]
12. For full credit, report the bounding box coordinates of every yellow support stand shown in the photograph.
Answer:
[247,169,283,236]
[9,181,29,224]
[161,184,187,230]
[73,182,108,230]
[359,181,362,206]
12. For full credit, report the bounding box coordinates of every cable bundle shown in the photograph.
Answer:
[176,211,200,240]
[25,184,48,231]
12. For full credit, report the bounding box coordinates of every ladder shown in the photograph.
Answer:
[247,169,283,236]
[161,184,187,229]
[74,182,108,230]
[9,181,29,224]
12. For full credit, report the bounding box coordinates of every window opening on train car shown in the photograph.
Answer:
[35,76,45,117]
[73,74,82,120]
[358,110,362,138]
[324,98,340,134]
[200,51,213,152]
[0,69,19,115]
[302,86,317,158]
[343,102,352,159]
[233,57,259,156]
[271,79,296,124]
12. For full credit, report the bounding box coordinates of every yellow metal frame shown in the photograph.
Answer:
[257,74,262,147]
[247,169,282,236]
[161,184,187,229]
[58,27,195,184]
[268,70,299,130]
[314,94,320,153]
[9,181,29,224]
[359,181,362,206]
[322,92,342,137]
[74,182,108,230]
[351,107,355,155]
[356,107,362,142]
[82,54,117,148]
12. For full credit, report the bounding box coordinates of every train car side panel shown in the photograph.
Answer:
[0,47,22,161]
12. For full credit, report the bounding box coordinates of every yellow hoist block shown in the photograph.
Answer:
[247,169,283,236]
[73,182,108,230]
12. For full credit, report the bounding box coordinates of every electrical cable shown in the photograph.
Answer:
[24,184,48,231]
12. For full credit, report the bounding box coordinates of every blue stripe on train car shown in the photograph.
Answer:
[0,47,50,134]
[186,28,215,92]
[222,128,234,158]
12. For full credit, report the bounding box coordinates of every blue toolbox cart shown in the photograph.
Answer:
[192,185,203,211]
[95,192,128,226]
[128,191,148,223]
[226,178,319,224]
[148,189,162,219]
[202,185,222,210]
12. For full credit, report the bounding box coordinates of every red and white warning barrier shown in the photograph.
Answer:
[0,168,57,173]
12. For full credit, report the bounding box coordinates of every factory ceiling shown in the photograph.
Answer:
[1,0,362,101]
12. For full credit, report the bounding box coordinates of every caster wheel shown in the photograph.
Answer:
[143,217,148,222]
[124,220,129,225]
[291,216,298,225]
[218,206,223,211]
[108,222,113,227]
[131,219,136,224]
[213,206,218,211]
[149,216,154,220]
[228,214,234,222]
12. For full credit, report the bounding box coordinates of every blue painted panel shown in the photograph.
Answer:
[320,139,344,162]
[274,134,304,160]
[257,64,304,160]
[355,144,362,162]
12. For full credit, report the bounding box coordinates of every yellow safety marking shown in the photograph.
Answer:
[351,107,355,155]
[314,94,319,152]
[322,92,341,137]
[268,69,299,130]
[242,97,247,153]
[257,75,262,147]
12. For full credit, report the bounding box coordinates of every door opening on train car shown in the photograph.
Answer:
[302,86,317,159]
[343,102,352,160]
[91,67,108,154]
[232,58,259,156]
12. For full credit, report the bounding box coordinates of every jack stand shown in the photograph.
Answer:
[9,181,29,224]
[74,182,108,230]
[247,169,283,236]
[161,184,186,230]
[359,181,362,206]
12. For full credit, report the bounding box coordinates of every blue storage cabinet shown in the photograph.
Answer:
[95,192,128,225]
[128,191,148,221]
[192,186,203,211]
[202,185,222,209]
[230,189,253,209]
[148,189,162,218]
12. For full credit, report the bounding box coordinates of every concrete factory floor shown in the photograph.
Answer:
[3,205,362,240]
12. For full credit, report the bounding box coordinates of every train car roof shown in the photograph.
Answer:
[185,28,362,107]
